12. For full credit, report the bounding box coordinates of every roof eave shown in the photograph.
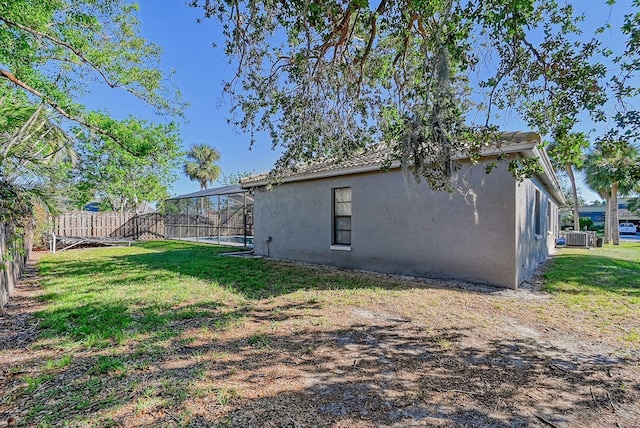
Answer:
[528,145,567,206]
[240,142,541,189]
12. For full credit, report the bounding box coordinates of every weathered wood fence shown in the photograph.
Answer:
[52,212,165,240]
[1,223,31,312]
[53,210,253,241]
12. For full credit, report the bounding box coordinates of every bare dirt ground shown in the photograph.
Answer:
[1,254,639,427]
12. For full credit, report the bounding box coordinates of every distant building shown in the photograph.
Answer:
[560,198,639,227]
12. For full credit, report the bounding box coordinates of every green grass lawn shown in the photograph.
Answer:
[35,240,393,349]
[32,239,640,351]
[543,242,640,342]
[3,240,639,426]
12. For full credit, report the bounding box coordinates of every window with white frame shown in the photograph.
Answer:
[333,187,351,246]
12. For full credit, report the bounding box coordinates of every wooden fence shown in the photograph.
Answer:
[1,223,31,312]
[52,208,254,243]
[53,212,133,237]
[52,212,165,240]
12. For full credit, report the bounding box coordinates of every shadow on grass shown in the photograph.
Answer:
[28,241,640,355]
[544,253,640,297]
[118,241,478,299]
[3,242,639,426]
[6,317,637,426]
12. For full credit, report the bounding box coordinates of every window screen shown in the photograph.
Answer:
[333,187,351,245]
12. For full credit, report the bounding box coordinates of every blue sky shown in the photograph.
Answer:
[83,1,283,197]
[86,1,636,201]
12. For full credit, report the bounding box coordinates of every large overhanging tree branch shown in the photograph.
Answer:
[192,0,609,190]
[1,16,163,104]
[0,69,144,156]
[0,0,185,157]
[601,3,640,148]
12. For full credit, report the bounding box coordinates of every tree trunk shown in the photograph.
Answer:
[612,182,620,245]
[604,194,611,244]
[566,163,581,231]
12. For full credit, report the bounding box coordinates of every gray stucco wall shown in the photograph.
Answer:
[252,162,524,288]
[514,176,560,285]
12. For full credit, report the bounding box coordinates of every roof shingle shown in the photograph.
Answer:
[240,131,542,186]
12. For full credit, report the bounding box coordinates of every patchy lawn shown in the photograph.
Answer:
[0,240,638,427]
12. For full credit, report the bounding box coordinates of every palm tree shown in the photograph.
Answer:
[583,156,613,243]
[183,144,221,190]
[583,141,639,245]
[0,100,76,215]
[547,132,590,232]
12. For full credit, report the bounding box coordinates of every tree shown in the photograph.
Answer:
[191,0,608,189]
[547,132,591,231]
[184,144,222,190]
[604,2,640,146]
[583,152,614,243]
[584,141,639,245]
[0,1,184,156]
[0,0,184,228]
[74,118,182,213]
[628,197,640,215]
[0,89,76,220]
[218,170,256,186]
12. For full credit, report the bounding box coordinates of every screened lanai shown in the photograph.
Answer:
[164,185,253,246]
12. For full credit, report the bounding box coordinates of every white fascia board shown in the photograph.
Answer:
[527,146,566,206]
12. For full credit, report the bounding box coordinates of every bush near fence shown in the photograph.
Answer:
[0,223,31,312]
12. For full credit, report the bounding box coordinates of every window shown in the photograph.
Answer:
[534,190,541,236]
[547,201,552,235]
[333,187,351,246]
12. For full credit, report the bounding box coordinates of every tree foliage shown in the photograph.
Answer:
[0,89,76,224]
[183,144,222,190]
[191,0,615,189]
[0,0,184,155]
[583,140,640,244]
[219,170,256,186]
[628,197,640,215]
[73,119,182,212]
[0,1,185,219]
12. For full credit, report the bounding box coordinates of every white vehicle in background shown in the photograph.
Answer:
[619,222,638,235]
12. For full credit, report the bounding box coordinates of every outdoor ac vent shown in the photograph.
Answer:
[566,232,588,247]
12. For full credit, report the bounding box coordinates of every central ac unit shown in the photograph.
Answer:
[566,232,588,247]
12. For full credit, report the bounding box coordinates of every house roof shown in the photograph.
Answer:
[240,131,565,205]
[166,185,249,201]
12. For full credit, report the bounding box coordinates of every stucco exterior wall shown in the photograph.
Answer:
[252,162,523,288]
[514,176,560,285]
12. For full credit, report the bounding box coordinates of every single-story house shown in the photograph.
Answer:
[240,132,565,289]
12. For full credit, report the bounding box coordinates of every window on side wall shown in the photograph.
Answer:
[534,189,542,237]
[333,187,351,247]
